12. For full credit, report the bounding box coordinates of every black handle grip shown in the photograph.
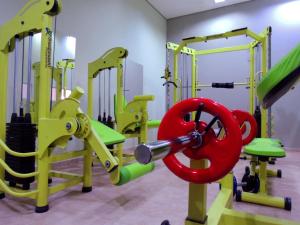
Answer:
[212,82,234,89]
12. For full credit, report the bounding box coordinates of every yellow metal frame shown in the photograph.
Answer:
[0,0,123,212]
[167,27,271,138]
[87,47,157,145]
[238,156,288,209]
[185,165,299,225]
[32,62,62,123]
[57,59,75,99]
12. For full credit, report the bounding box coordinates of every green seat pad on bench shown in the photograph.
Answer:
[250,138,282,147]
[91,120,125,145]
[244,143,286,158]
[257,44,300,108]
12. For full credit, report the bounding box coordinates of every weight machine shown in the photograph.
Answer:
[166,27,272,138]
[0,0,154,213]
[87,48,160,161]
[31,59,74,123]
[57,58,75,99]
[164,28,291,211]
[135,97,298,225]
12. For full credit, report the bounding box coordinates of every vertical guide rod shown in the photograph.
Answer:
[26,33,33,114]
[267,28,272,137]
[20,37,25,115]
[50,16,57,110]
[13,36,19,114]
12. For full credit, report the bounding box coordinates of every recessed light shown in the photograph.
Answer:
[215,0,225,3]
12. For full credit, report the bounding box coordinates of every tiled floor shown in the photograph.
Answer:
[0,150,300,225]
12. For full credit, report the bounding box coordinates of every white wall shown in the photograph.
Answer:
[167,0,300,148]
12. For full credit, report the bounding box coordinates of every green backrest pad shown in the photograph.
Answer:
[250,138,282,146]
[91,120,125,145]
[257,44,300,108]
[244,138,286,158]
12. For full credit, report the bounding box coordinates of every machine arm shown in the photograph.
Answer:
[0,0,62,52]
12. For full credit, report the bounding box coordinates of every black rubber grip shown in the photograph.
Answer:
[182,36,196,41]
[231,27,247,33]
[212,82,234,89]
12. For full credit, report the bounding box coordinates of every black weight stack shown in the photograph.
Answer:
[5,111,37,190]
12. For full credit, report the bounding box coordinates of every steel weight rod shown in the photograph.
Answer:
[135,132,202,164]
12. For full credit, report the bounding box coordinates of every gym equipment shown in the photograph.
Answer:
[32,60,74,124]
[56,59,75,99]
[236,140,291,210]
[166,27,272,138]
[135,98,298,225]
[0,0,155,213]
[233,109,288,209]
[235,44,300,211]
[4,28,36,191]
[87,47,160,145]
[136,98,243,183]
[162,47,178,111]
[257,43,300,108]
[232,109,257,145]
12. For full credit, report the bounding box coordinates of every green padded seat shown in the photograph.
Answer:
[250,138,282,147]
[91,120,125,145]
[257,44,300,108]
[244,143,286,158]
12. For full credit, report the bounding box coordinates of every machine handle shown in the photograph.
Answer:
[212,82,234,89]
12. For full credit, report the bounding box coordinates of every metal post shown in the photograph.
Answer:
[36,15,53,212]
[249,46,255,114]
[267,28,272,138]
[173,52,179,103]
[13,37,19,114]
[26,33,33,113]
[186,160,207,225]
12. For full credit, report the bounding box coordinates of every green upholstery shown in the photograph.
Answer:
[147,120,161,128]
[116,162,155,186]
[250,138,282,147]
[244,142,286,158]
[257,44,300,108]
[91,120,125,145]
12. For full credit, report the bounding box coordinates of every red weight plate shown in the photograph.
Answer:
[232,110,257,145]
[158,98,242,184]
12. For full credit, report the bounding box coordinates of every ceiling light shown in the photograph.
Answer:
[215,0,225,3]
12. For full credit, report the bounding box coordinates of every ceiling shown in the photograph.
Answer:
[147,0,253,19]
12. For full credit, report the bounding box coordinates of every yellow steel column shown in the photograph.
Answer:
[36,14,53,212]
[173,52,179,103]
[191,53,197,98]
[186,160,207,225]
[116,63,124,167]
[116,64,124,119]
[261,38,268,138]
[32,63,40,124]
[0,50,8,186]
[83,76,94,191]
[249,46,255,114]
[139,107,148,144]
[258,161,267,194]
